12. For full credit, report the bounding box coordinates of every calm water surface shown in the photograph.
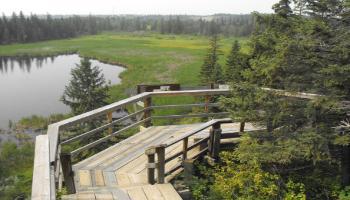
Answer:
[0,54,125,129]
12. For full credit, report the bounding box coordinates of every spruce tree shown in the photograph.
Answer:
[200,35,224,85]
[225,40,248,83]
[61,58,109,115]
[273,0,293,17]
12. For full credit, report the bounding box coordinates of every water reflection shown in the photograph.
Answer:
[0,55,58,74]
[0,54,125,129]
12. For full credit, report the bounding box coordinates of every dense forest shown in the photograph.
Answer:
[0,13,254,44]
[194,0,350,199]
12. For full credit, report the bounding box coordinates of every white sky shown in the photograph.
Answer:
[1,0,279,15]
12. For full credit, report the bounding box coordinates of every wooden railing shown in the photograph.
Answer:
[145,118,234,184]
[31,87,328,199]
[31,89,231,200]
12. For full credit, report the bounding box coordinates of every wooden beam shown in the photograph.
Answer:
[143,97,152,127]
[152,112,230,120]
[145,147,156,185]
[211,123,222,160]
[165,118,232,147]
[107,111,113,134]
[156,145,166,184]
[183,138,188,160]
[32,135,52,200]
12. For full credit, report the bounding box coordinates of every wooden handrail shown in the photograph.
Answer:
[146,118,233,184]
[165,118,232,147]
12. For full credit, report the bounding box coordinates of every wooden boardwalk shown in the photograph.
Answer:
[31,88,327,200]
[62,123,258,200]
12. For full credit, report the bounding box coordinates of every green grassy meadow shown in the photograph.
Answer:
[0,33,248,102]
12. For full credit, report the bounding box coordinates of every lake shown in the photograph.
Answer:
[0,54,125,130]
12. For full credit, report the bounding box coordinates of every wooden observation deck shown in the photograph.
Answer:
[31,87,320,200]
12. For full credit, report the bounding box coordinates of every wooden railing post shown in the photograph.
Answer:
[208,127,214,157]
[240,121,245,132]
[183,138,188,160]
[210,123,222,160]
[205,95,210,113]
[60,153,75,194]
[143,97,152,127]
[145,147,156,184]
[183,159,194,184]
[107,111,113,134]
[156,145,166,184]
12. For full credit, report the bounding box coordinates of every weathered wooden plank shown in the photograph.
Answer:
[98,131,163,170]
[94,170,105,186]
[57,93,150,129]
[128,173,147,185]
[156,184,182,200]
[116,173,131,187]
[74,126,157,170]
[151,112,230,120]
[95,192,113,200]
[32,135,52,200]
[82,144,134,170]
[127,187,148,200]
[143,185,165,200]
[71,118,152,156]
[103,127,172,171]
[166,119,232,147]
[111,189,131,200]
[78,170,92,187]
[77,192,95,200]
[103,171,118,187]
[47,124,59,163]
[151,103,219,110]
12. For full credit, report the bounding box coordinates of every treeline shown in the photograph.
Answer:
[0,12,255,45]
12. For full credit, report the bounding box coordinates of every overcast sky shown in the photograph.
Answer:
[1,0,279,15]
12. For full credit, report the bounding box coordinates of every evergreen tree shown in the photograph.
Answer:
[200,35,223,84]
[61,58,109,115]
[273,0,293,17]
[225,40,248,83]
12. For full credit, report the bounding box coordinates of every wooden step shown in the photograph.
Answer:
[62,184,182,200]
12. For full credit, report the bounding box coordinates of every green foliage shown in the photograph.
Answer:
[211,158,281,200]
[61,58,109,115]
[220,83,263,123]
[16,113,68,130]
[0,142,34,199]
[201,1,350,199]
[225,40,249,83]
[339,186,350,200]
